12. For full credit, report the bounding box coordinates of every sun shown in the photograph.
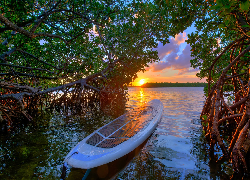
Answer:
[139,79,146,86]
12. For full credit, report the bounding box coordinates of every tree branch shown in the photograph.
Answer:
[30,0,62,33]
[221,97,234,115]
[207,36,246,71]
[0,14,68,43]
[0,48,17,61]
[225,72,247,80]
[0,81,40,93]
[218,114,243,125]
[17,49,60,70]
[0,72,57,79]
[0,63,55,74]
[0,14,34,38]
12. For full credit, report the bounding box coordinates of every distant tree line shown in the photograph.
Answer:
[141,82,207,88]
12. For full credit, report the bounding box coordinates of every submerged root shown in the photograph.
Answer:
[200,41,250,174]
[0,80,128,132]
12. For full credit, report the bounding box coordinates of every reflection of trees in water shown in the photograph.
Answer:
[115,134,182,180]
[116,150,168,179]
[0,124,50,179]
[190,118,233,179]
[0,106,115,179]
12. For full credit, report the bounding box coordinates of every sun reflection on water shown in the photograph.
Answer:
[117,87,233,179]
[0,87,235,179]
[139,88,145,104]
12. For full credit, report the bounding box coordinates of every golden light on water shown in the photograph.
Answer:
[140,88,145,103]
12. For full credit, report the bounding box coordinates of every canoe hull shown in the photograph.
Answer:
[64,99,163,169]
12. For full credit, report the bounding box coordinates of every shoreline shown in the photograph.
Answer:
[128,82,207,88]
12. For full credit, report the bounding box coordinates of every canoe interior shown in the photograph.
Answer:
[86,100,161,148]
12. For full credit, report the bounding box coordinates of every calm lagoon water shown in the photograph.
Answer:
[119,87,209,180]
[0,87,233,179]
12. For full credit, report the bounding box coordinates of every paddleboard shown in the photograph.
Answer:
[66,135,153,180]
[63,99,163,169]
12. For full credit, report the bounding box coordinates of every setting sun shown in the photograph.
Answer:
[139,79,146,86]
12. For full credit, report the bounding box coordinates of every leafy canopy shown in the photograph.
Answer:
[0,0,204,92]
[186,0,250,82]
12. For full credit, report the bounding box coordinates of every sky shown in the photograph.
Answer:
[132,25,207,86]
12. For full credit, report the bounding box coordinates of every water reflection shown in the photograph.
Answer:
[139,89,145,104]
[0,111,113,179]
[0,87,234,179]
[116,87,233,179]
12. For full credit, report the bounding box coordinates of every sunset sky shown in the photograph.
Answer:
[132,25,207,86]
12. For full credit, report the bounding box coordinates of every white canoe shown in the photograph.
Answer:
[64,99,163,169]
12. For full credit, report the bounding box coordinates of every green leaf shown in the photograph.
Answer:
[218,24,225,28]
[240,1,250,12]
[202,115,207,121]
[210,5,222,10]
[242,24,250,28]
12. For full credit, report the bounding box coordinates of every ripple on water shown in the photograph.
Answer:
[0,87,216,179]
[117,87,210,179]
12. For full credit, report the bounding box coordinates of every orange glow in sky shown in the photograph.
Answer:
[131,30,207,86]
[139,79,146,86]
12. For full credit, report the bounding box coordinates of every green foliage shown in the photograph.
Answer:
[201,114,207,121]
[187,0,250,81]
[0,0,166,89]
[0,0,209,91]
[2,0,248,94]
[202,82,209,97]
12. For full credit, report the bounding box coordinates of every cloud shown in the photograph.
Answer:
[155,38,179,60]
[174,32,187,45]
[151,61,171,72]
[145,66,151,71]
[171,44,192,70]
[177,68,199,75]
[149,33,195,74]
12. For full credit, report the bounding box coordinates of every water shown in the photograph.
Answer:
[118,87,209,179]
[0,87,233,179]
